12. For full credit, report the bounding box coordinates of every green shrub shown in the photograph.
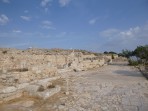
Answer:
[128,59,139,66]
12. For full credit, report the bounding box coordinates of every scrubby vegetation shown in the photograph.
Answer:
[128,59,139,66]
[121,45,148,66]
[104,51,117,54]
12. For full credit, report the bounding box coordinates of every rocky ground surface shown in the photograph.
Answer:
[0,62,148,111]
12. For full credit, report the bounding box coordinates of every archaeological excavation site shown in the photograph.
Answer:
[0,48,148,111]
[1,0,148,110]
[0,48,113,110]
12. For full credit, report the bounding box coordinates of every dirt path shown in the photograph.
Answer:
[0,62,148,111]
[56,62,148,111]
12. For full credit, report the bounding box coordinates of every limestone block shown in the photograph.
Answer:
[35,70,41,74]
[36,85,61,100]
[47,62,52,67]
[37,76,60,83]
[0,86,17,94]
[36,81,52,89]
[19,77,30,83]
[57,68,73,73]
[2,69,7,73]
[0,74,7,79]
[24,84,40,93]
[46,67,57,73]
[16,83,29,90]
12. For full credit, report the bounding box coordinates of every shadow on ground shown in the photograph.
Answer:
[114,70,143,77]
[109,62,128,66]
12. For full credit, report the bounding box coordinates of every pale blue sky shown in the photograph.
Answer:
[0,0,148,52]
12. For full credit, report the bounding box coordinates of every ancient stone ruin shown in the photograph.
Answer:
[0,48,117,103]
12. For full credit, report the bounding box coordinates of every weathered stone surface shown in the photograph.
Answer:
[26,85,61,99]
[24,84,40,93]
[53,62,148,111]
[0,86,17,94]
[0,90,23,102]
[11,100,34,108]
[36,81,52,89]
[16,83,29,90]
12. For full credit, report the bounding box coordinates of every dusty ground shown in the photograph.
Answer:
[0,62,148,111]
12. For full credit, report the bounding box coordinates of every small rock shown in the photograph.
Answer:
[65,91,69,95]
[58,105,65,110]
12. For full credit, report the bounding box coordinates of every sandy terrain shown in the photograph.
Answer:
[0,62,148,111]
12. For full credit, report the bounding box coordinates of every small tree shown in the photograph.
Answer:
[104,51,108,54]
[134,45,148,62]
[122,49,133,58]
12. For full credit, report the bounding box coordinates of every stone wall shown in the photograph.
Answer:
[0,51,107,73]
[0,50,110,85]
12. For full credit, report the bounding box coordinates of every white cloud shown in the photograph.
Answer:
[40,0,52,12]
[13,30,22,33]
[24,10,29,13]
[42,20,52,25]
[56,32,67,38]
[42,20,56,30]
[120,27,140,38]
[20,16,31,21]
[0,14,9,25]
[59,0,71,7]
[89,18,98,25]
[89,16,108,25]
[99,24,148,52]
[100,29,119,38]
[42,25,55,29]
[2,0,10,3]
[100,27,142,39]
[41,0,52,7]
